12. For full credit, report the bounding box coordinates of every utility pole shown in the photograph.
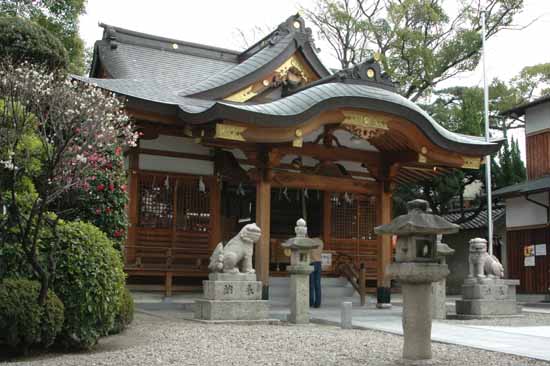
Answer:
[481,10,493,256]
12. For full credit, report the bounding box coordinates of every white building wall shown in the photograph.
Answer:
[525,102,550,135]
[139,135,211,156]
[137,134,214,175]
[505,192,549,228]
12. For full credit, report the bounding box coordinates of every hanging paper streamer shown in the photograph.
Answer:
[164,176,170,190]
[344,192,352,204]
[283,187,290,202]
[237,182,245,196]
[304,188,309,199]
[198,176,206,193]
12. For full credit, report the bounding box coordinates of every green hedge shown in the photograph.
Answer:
[0,16,68,70]
[110,287,134,334]
[53,221,125,350]
[0,278,64,353]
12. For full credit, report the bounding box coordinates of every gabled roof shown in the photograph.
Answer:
[493,175,550,198]
[90,24,238,91]
[501,94,550,117]
[90,14,330,99]
[178,14,330,99]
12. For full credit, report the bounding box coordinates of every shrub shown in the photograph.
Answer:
[0,278,64,353]
[0,16,68,70]
[52,221,125,350]
[110,287,134,334]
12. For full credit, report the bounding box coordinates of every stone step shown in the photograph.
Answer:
[269,276,356,304]
[270,276,350,287]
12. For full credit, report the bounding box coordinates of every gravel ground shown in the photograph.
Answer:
[3,311,550,366]
[442,311,550,326]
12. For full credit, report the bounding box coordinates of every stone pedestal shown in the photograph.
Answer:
[455,278,520,318]
[194,273,269,321]
[389,262,449,361]
[288,264,313,324]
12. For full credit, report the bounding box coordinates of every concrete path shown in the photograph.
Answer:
[271,304,550,362]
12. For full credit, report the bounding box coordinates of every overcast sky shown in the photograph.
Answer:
[79,0,550,160]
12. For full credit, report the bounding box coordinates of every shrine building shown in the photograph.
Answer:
[79,14,502,300]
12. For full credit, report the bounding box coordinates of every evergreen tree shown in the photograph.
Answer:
[0,0,86,74]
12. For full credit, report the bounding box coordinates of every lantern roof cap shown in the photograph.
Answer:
[375,199,460,236]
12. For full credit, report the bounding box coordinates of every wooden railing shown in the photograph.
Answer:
[336,258,367,306]
[125,227,210,274]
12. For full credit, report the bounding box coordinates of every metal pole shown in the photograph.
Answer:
[481,11,493,256]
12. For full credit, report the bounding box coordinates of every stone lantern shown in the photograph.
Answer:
[282,218,320,324]
[375,199,459,362]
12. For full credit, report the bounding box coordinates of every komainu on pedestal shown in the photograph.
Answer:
[194,224,271,321]
[455,237,520,318]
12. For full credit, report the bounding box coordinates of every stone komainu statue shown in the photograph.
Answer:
[208,223,262,274]
[468,237,504,279]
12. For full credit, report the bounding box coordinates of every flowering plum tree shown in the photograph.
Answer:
[0,62,137,304]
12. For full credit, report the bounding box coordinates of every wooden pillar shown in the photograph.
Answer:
[165,271,173,297]
[322,192,331,247]
[126,150,139,265]
[378,186,393,288]
[255,171,271,300]
[208,176,222,252]
[377,181,393,307]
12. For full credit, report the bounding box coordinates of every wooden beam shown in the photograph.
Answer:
[255,171,271,300]
[137,148,213,162]
[253,170,378,194]
[278,143,381,167]
[127,108,179,125]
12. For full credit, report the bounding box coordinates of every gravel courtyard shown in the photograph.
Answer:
[3,311,550,366]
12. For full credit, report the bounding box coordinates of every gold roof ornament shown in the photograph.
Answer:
[341,111,389,140]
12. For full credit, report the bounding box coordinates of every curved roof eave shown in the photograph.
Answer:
[177,82,502,156]
[70,76,501,156]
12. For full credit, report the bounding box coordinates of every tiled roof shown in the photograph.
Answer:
[178,33,295,97]
[78,14,503,157]
[442,207,506,230]
[95,40,235,91]
[493,175,550,197]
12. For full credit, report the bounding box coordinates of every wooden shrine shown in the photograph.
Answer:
[81,14,502,298]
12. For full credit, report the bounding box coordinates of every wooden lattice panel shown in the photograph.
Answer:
[175,178,210,232]
[138,174,174,228]
[357,195,377,240]
[331,193,377,240]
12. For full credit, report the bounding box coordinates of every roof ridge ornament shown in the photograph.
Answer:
[334,58,395,91]
[268,14,316,49]
[239,13,318,62]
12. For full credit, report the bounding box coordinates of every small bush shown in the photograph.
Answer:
[0,278,64,353]
[0,16,68,70]
[53,221,125,350]
[110,287,134,334]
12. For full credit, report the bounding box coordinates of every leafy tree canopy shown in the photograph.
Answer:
[0,16,68,70]
[304,0,524,101]
[0,0,86,74]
